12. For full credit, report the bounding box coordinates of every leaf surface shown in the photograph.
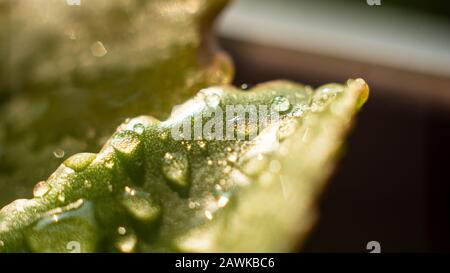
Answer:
[0,79,369,252]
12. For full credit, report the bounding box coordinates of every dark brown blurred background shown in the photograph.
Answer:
[218,0,450,252]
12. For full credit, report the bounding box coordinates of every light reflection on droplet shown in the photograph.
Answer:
[217,196,229,208]
[272,96,291,112]
[117,226,127,235]
[162,152,189,188]
[90,41,108,58]
[201,87,222,108]
[133,123,145,135]
[115,233,137,253]
[33,181,50,197]
[53,149,65,159]
[204,210,213,220]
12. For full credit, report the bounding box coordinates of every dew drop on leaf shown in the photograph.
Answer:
[271,96,291,112]
[33,181,50,198]
[204,210,213,220]
[202,87,222,108]
[25,200,98,253]
[111,131,141,155]
[115,234,137,253]
[162,152,189,189]
[133,123,145,135]
[120,187,161,223]
[90,41,108,58]
[217,195,229,208]
[64,153,96,172]
[117,226,127,235]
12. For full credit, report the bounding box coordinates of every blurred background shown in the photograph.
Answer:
[218,0,450,252]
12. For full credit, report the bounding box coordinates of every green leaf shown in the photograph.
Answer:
[0,79,369,252]
[0,0,233,206]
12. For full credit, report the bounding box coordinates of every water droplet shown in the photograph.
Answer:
[33,181,50,197]
[204,210,213,220]
[26,200,98,253]
[272,96,291,112]
[121,187,160,223]
[312,84,345,111]
[111,131,141,155]
[53,149,65,159]
[117,226,127,235]
[201,87,222,108]
[162,152,189,188]
[207,159,213,165]
[241,83,249,90]
[64,153,96,172]
[133,123,145,135]
[205,94,220,108]
[115,234,137,253]
[90,41,107,57]
[217,196,229,208]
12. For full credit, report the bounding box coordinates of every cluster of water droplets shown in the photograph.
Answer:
[2,83,341,252]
